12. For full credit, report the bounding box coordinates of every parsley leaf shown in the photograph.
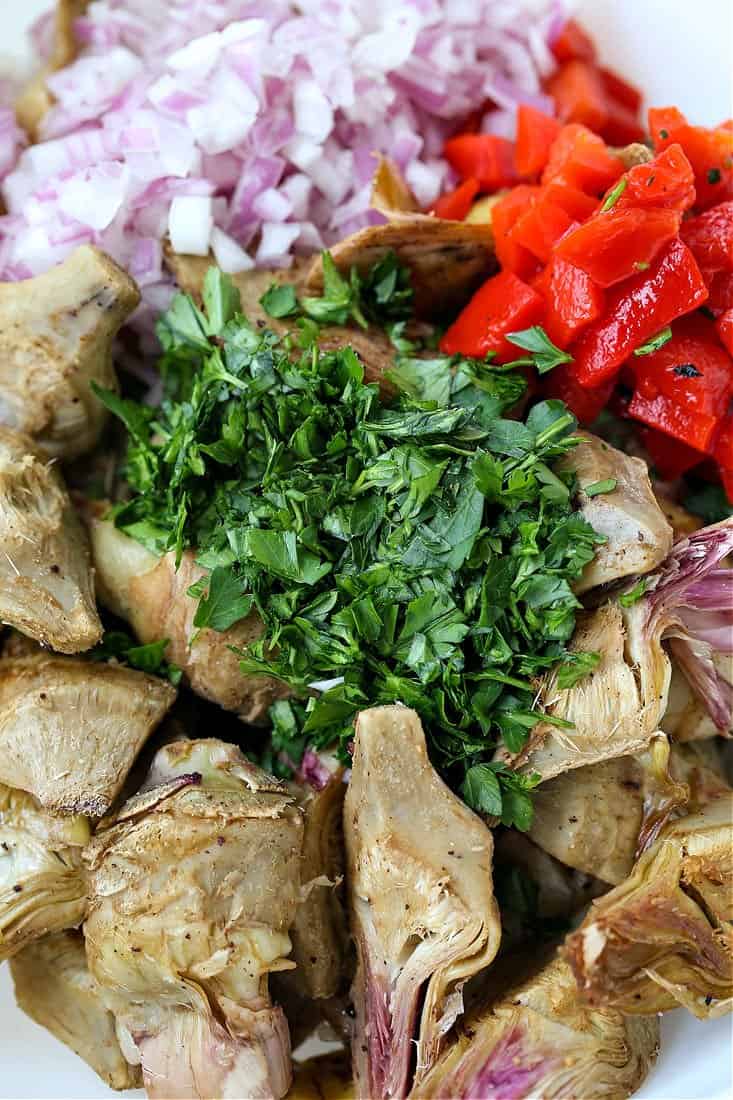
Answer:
[260,283,299,319]
[192,566,254,632]
[506,326,573,374]
[584,478,617,497]
[556,650,601,689]
[634,327,673,356]
[600,177,628,212]
[91,631,181,685]
[618,577,649,607]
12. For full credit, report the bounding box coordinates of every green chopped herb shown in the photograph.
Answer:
[260,283,299,319]
[600,178,628,212]
[99,265,604,829]
[659,128,669,139]
[556,650,601,689]
[707,168,722,185]
[91,631,182,685]
[618,577,649,607]
[634,327,673,356]
[634,261,650,271]
[505,325,574,374]
[673,363,701,378]
[584,478,617,497]
[682,482,733,524]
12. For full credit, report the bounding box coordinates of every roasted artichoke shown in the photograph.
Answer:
[413,955,659,1100]
[345,705,501,1099]
[0,654,176,816]
[86,511,286,722]
[0,783,87,962]
[0,428,102,652]
[565,793,733,1018]
[10,930,141,1090]
[83,739,304,1100]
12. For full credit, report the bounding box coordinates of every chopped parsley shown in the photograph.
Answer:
[505,325,574,375]
[618,577,649,608]
[584,477,617,497]
[683,481,733,525]
[97,266,604,829]
[91,631,182,685]
[600,177,628,212]
[673,362,701,378]
[634,326,673,356]
[707,168,722,185]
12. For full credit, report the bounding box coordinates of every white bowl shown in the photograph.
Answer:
[1,2,731,1098]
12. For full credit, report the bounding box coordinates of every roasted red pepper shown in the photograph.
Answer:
[511,193,575,263]
[439,270,545,362]
[555,207,681,287]
[717,309,733,357]
[431,178,481,221]
[543,180,599,221]
[650,107,733,209]
[443,134,518,190]
[541,361,612,422]
[707,272,733,317]
[515,105,561,177]
[535,256,605,346]
[571,238,709,387]
[551,18,597,64]
[628,316,733,451]
[680,201,733,278]
[491,185,540,279]
[543,123,623,194]
[599,67,642,112]
[601,99,645,146]
[615,145,696,213]
[637,425,706,478]
[547,60,608,133]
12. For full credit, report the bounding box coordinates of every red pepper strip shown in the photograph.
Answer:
[601,98,645,146]
[555,207,681,288]
[637,425,706,479]
[615,145,696,213]
[543,123,623,194]
[547,60,608,133]
[511,195,575,263]
[650,107,733,210]
[541,360,612,423]
[443,134,518,190]
[717,309,733,357]
[439,270,545,362]
[571,238,709,388]
[491,185,540,279]
[535,256,605,346]
[431,178,481,221]
[515,105,561,178]
[680,201,733,278]
[599,67,642,112]
[707,271,733,317]
[551,18,597,64]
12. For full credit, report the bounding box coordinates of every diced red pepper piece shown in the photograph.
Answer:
[571,238,710,387]
[491,185,540,279]
[707,272,733,317]
[431,178,481,221]
[547,60,608,133]
[615,144,696,213]
[541,360,612,423]
[515,105,562,178]
[599,67,643,112]
[551,19,597,64]
[511,194,575,263]
[717,309,733,357]
[439,270,545,362]
[680,201,733,278]
[555,207,681,288]
[444,134,518,190]
[601,98,645,146]
[543,181,599,221]
[650,108,733,210]
[543,124,624,195]
[637,425,706,478]
[648,106,687,149]
[535,256,605,347]
[629,390,721,452]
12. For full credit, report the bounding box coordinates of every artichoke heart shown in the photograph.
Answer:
[0,783,87,962]
[83,739,304,1100]
[564,793,733,1018]
[345,705,501,1100]
[413,955,659,1100]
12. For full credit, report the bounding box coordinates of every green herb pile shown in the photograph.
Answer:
[96,265,603,828]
